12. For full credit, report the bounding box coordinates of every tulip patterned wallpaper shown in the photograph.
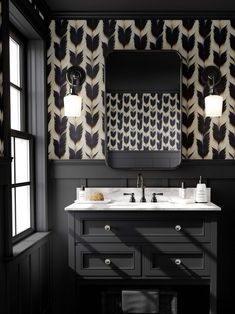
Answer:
[0,1,3,157]
[47,19,235,160]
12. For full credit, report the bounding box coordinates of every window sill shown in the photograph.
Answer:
[7,231,52,261]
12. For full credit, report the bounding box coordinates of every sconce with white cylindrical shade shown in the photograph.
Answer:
[204,95,223,117]
[201,66,223,117]
[64,66,86,117]
[64,94,83,117]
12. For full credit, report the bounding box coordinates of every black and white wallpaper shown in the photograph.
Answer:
[106,92,181,151]
[47,19,235,160]
[0,0,3,157]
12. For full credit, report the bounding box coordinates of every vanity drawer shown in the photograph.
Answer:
[143,243,210,278]
[75,243,141,277]
[75,213,210,242]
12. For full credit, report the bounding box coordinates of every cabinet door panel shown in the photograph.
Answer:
[143,243,211,278]
[76,243,141,277]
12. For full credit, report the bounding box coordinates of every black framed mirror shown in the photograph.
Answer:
[105,50,182,169]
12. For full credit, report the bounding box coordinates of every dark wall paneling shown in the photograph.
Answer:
[48,160,235,314]
[48,19,235,160]
[0,160,12,312]
[0,182,6,312]
[6,234,52,314]
[0,0,3,157]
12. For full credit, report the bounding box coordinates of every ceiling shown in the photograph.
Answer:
[45,0,235,14]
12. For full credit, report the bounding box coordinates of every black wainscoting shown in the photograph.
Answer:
[0,160,52,314]
[0,162,7,313]
[49,159,235,314]
[6,233,52,314]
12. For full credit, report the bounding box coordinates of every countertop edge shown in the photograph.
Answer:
[64,202,221,212]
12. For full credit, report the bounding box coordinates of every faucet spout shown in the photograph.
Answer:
[137,173,143,188]
[140,185,146,202]
[137,173,146,202]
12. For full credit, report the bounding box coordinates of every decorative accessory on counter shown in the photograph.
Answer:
[64,65,86,117]
[195,176,208,203]
[179,182,186,199]
[89,191,104,201]
[201,66,223,117]
[77,185,86,201]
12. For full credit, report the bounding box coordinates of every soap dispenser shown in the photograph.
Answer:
[77,185,86,201]
[195,176,207,203]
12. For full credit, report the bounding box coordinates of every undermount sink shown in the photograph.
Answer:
[109,201,172,209]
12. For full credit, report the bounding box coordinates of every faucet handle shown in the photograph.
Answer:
[151,192,163,203]
[123,192,136,203]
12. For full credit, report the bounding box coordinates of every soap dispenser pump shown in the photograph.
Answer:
[195,176,207,203]
[77,185,86,201]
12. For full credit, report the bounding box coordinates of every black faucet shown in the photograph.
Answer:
[137,173,143,188]
[123,192,136,203]
[137,173,146,202]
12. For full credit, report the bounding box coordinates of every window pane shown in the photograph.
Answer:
[10,86,21,130]
[15,185,30,234]
[12,188,16,237]
[9,37,20,87]
[11,137,15,184]
[15,137,30,183]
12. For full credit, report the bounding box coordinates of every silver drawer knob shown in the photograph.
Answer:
[104,225,111,231]
[175,225,182,232]
[175,259,181,265]
[104,259,111,265]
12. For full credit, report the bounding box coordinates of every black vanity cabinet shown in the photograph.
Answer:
[68,210,218,314]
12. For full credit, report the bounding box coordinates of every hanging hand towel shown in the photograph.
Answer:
[122,290,159,313]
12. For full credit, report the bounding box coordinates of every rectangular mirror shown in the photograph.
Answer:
[105,50,182,169]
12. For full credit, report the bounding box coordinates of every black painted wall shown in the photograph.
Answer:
[49,160,235,314]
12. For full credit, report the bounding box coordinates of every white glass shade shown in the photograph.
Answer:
[205,95,223,117]
[64,94,82,117]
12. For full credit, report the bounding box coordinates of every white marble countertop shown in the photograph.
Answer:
[65,188,221,211]
[65,201,221,212]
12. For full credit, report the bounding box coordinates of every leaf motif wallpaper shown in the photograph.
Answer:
[0,1,3,157]
[47,19,235,160]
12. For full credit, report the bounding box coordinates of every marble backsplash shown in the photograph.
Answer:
[75,187,211,203]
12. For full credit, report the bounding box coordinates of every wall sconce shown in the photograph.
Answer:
[201,66,223,117]
[64,66,86,117]
[202,65,223,117]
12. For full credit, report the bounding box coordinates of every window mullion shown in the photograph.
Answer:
[10,82,22,92]
[12,182,31,188]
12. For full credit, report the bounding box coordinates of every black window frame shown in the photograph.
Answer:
[9,26,27,132]
[9,26,35,243]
